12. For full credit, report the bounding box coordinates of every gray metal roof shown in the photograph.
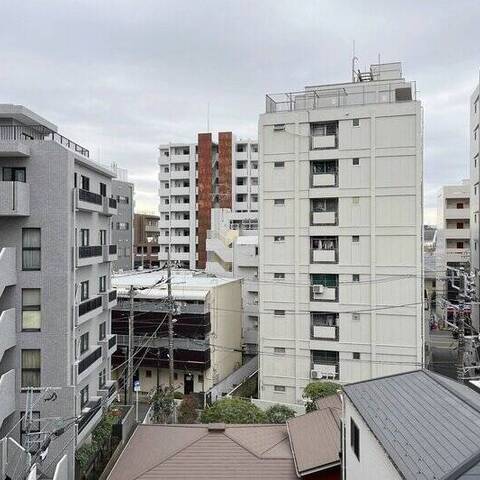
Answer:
[344,369,480,480]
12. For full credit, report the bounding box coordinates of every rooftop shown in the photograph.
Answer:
[344,369,480,480]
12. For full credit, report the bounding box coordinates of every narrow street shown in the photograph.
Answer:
[430,330,457,380]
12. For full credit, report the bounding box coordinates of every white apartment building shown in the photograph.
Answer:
[0,105,117,478]
[471,86,480,330]
[258,62,424,403]
[435,182,470,318]
[158,133,258,270]
[206,208,259,356]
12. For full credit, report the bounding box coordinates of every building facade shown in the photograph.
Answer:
[0,105,117,477]
[158,133,258,269]
[133,213,160,268]
[435,182,470,320]
[111,270,242,403]
[111,167,134,272]
[206,208,259,357]
[258,63,424,403]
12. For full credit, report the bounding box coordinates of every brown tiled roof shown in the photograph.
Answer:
[288,395,341,476]
[107,424,298,480]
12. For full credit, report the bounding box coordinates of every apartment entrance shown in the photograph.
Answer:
[184,374,194,394]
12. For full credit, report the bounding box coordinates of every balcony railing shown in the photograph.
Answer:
[108,382,116,398]
[79,245,102,258]
[108,335,117,350]
[78,346,102,374]
[109,244,117,255]
[79,189,102,205]
[79,296,103,316]
[109,290,117,302]
[77,397,102,433]
[109,197,117,209]
[0,124,90,158]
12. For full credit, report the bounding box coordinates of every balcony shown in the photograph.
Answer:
[445,228,470,239]
[312,249,336,263]
[77,397,103,444]
[311,211,337,225]
[312,325,338,340]
[103,244,117,263]
[108,289,117,308]
[77,346,103,383]
[145,224,160,233]
[446,248,470,263]
[0,370,15,429]
[311,276,338,302]
[0,181,30,216]
[76,188,103,214]
[311,363,338,380]
[0,247,16,297]
[445,208,470,219]
[235,168,248,177]
[312,173,337,187]
[170,235,191,245]
[236,185,248,195]
[0,124,89,157]
[169,219,190,228]
[311,135,337,150]
[0,309,16,363]
[171,186,190,196]
[106,196,117,216]
[98,380,117,407]
[77,245,103,267]
[170,169,190,180]
[311,314,339,341]
[170,203,190,212]
[77,296,103,326]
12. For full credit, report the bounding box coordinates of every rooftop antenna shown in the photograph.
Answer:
[351,40,359,82]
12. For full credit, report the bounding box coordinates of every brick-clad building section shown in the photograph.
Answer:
[218,131,232,209]
[197,133,213,268]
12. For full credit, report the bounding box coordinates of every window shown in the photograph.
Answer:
[99,369,106,389]
[274,310,285,316]
[353,274,360,282]
[74,172,77,187]
[99,322,106,341]
[352,235,360,243]
[99,275,106,293]
[457,222,464,229]
[457,242,464,249]
[198,374,204,382]
[81,175,90,191]
[353,118,360,127]
[117,195,129,204]
[80,332,89,354]
[274,161,285,168]
[80,385,89,409]
[22,229,41,271]
[3,167,26,182]
[255,247,259,255]
[22,289,41,331]
[146,370,152,378]
[80,281,89,301]
[274,273,285,279]
[352,197,359,205]
[353,352,361,360]
[117,222,129,230]
[100,182,106,197]
[352,158,360,166]
[80,229,89,247]
[21,349,41,388]
[351,418,360,460]
[274,385,286,392]
[273,124,285,131]
[251,144,258,153]
[165,182,169,189]
[274,199,285,206]
[99,229,107,245]
[274,347,286,354]
[352,313,360,321]
[457,203,464,209]
[274,236,285,242]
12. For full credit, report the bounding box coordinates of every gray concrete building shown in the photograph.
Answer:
[0,105,117,478]
[111,166,134,272]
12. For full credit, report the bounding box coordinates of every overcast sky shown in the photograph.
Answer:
[2,0,479,223]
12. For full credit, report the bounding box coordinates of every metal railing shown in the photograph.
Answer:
[79,189,102,205]
[0,124,89,157]
[108,335,117,350]
[79,245,102,259]
[108,290,117,302]
[78,346,102,374]
[116,334,210,351]
[109,244,117,255]
[79,296,103,316]
[78,397,102,432]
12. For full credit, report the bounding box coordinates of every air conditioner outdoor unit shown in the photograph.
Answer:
[312,285,324,295]
[311,370,321,379]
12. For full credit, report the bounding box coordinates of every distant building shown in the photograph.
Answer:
[107,397,341,480]
[111,270,242,401]
[435,182,470,320]
[134,213,160,268]
[343,369,480,479]
[158,134,258,269]
[111,166,134,272]
[423,225,436,314]
[206,208,259,357]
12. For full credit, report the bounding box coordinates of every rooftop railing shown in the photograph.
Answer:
[0,124,90,158]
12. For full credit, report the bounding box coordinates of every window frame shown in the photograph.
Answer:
[21,349,41,389]
[22,288,41,331]
[351,418,360,460]
[22,228,41,271]
[80,332,89,355]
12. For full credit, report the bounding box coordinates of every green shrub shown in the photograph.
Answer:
[200,397,267,424]
[177,395,198,424]
[302,382,341,412]
[265,404,296,423]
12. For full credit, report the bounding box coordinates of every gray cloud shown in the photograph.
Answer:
[1,0,478,221]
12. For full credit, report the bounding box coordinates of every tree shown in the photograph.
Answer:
[200,398,267,424]
[264,404,296,424]
[302,382,341,412]
[177,395,198,424]
[151,386,175,423]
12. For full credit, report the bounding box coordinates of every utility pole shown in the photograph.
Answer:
[127,285,135,404]
[457,303,465,383]
[167,247,174,391]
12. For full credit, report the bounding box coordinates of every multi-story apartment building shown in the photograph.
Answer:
[0,105,118,478]
[133,213,160,268]
[111,165,134,272]
[436,182,470,319]
[206,208,259,357]
[471,86,480,330]
[258,62,424,403]
[111,270,242,403]
[158,133,258,269]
